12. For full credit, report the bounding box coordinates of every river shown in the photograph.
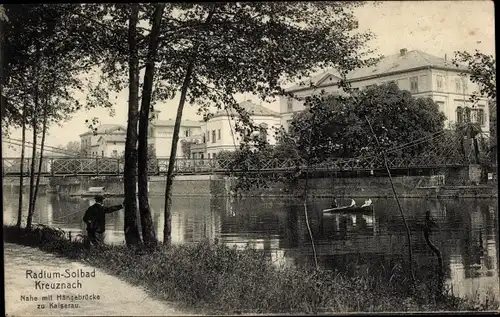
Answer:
[3,193,499,302]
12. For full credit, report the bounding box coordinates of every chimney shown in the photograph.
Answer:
[400,48,408,56]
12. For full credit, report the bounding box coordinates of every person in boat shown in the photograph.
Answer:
[361,198,372,208]
[83,195,124,248]
[349,199,356,207]
[331,198,339,208]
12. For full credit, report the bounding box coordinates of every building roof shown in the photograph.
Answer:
[80,124,126,137]
[154,120,202,127]
[285,49,470,92]
[211,100,280,119]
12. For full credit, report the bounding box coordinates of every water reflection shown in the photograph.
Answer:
[3,192,498,301]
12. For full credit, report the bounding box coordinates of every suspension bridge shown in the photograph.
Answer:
[2,130,477,177]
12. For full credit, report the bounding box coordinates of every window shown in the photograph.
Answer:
[436,75,444,92]
[218,129,221,140]
[101,151,104,157]
[478,109,486,126]
[287,98,293,112]
[436,101,444,112]
[185,129,190,137]
[212,130,216,143]
[410,76,418,93]
[112,150,118,157]
[213,153,217,159]
[464,107,472,122]
[201,153,204,159]
[455,78,462,93]
[202,133,206,143]
[207,153,210,159]
[456,107,464,123]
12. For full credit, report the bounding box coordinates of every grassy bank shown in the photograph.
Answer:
[3,225,498,314]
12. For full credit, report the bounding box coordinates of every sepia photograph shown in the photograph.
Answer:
[1,1,498,315]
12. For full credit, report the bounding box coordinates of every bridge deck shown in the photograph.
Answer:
[2,156,469,177]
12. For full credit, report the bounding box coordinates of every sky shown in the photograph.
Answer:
[2,1,496,156]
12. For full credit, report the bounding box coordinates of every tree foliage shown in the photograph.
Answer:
[453,50,496,103]
[64,141,81,154]
[453,50,496,166]
[2,4,105,131]
[287,83,446,162]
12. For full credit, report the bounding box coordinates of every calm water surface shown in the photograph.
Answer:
[4,193,499,301]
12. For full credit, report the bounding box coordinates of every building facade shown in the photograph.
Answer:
[80,110,203,158]
[80,124,126,157]
[149,110,203,158]
[191,100,282,159]
[280,49,490,134]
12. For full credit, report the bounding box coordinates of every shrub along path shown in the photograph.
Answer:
[4,243,191,316]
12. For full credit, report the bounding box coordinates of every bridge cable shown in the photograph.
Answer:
[5,137,81,155]
[385,130,447,153]
[4,139,80,157]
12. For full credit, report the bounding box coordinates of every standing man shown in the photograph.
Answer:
[83,195,124,247]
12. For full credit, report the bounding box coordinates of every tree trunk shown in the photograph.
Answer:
[32,106,47,215]
[26,42,41,231]
[26,96,38,230]
[123,3,142,246]
[26,79,40,230]
[163,61,195,245]
[137,3,165,247]
[16,103,27,228]
[163,6,216,245]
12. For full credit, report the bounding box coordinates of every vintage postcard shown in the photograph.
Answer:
[2,1,498,316]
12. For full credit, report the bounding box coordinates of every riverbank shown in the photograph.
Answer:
[4,225,499,314]
[4,242,188,316]
[5,173,497,199]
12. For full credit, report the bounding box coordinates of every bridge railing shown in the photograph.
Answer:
[3,158,51,175]
[2,150,472,176]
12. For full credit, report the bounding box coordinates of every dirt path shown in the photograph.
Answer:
[4,243,192,316]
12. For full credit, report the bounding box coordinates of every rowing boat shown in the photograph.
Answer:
[322,205,374,214]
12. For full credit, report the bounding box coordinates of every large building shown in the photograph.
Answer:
[280,48,490,134]
[191,100,282,159]
[79,110,203,158]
